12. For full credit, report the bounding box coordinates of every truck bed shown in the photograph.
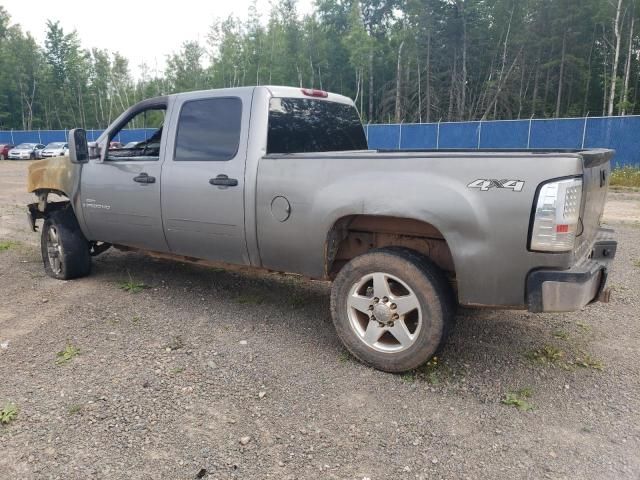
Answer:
[257,148,612,307]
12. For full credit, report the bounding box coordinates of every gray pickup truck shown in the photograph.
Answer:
[26,86,617,372]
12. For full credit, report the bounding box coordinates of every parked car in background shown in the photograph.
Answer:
[0,144,15,160]
[8,143,45,160]
[109,141,123,149]
[41,142,69,158]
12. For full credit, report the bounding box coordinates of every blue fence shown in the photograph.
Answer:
[2,115,639,167]
[365,115,640,167]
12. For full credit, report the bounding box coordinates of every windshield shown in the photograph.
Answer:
[16,143,35,149]
[46,142,66,148]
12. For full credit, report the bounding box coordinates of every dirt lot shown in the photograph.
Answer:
[1,160,639,480]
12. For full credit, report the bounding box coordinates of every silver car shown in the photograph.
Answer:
[41,142,69,158]
[8,143,45,160]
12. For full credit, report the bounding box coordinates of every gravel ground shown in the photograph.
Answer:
[1,160,639,480]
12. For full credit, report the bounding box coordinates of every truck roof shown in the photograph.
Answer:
[164,85,354,106]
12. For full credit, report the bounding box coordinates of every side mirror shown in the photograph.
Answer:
[69,128,89,164]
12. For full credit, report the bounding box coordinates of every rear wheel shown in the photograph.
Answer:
[330,247,454,373]
[41,208,91,280]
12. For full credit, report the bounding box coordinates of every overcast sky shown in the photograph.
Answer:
[3,0,314,77]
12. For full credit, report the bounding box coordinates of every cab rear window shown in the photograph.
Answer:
[267,98,368,154]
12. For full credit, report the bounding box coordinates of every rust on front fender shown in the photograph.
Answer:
[26,156,75,196]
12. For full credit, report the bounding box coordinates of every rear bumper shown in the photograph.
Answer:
[527,228,616,313]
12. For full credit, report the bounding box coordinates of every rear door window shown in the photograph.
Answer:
[174,97,242,161]
[267,98,368,154]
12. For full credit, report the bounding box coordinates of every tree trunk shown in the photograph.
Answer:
[368,49,374,122]
[457,0,468,120]
[518,54,526,119]
[583,25,597,116]
[608,0,624,116]
[543,45,554,116]
[481,49,522,120]
[555,31,566,118]
[494,6,514,119]
[417,55,422,122]
[426,30,432,123]
[634,67,640,114]
[448,50,458,121]
[395,40,404,123]
[531,52,540,117]
[18,79,25,130]
[622,15,634,115]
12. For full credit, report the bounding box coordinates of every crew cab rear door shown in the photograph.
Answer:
[160,90,251,264]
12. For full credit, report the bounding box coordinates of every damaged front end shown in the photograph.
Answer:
[27,155,78,198]
[25,154,85,236]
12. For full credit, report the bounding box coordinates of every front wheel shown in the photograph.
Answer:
[330,247,455,373]
[41,208,91,280]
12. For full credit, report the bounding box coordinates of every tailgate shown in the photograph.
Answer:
[574,149,613,259]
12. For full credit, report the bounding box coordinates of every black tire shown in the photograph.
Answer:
[41,207,91,280]
[330,247,455,373]
[30,152,35,160]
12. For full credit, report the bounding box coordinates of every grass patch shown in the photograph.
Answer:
[0,240,19,251]
[169,366,185,375]
[338,350,353,363]
[399,356,456,385]
[0,403,18,424]
[400,372,415,383]
[525,345,565,365]
[502,388,535,412]
[576,322,592,333]
[118,278,148,293]
[416,356,445,385]
[68,404,82,415]
[633,259,640,268]
[609,166,640,188]
[552,329,569,340]
[575,353,604,370]
[56,344,80,365]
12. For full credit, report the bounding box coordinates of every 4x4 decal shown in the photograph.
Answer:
[467,179,525,192]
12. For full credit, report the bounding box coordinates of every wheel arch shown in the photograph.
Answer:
[325,214,458,299]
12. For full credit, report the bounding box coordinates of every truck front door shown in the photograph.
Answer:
[80,100,169,252]
[160,90,251,264]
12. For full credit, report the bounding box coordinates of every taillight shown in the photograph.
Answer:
[530,177,583,252]
[301,88,328,98]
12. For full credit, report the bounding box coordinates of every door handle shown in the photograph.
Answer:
[209,174,238,187]
[133,173,156,184]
